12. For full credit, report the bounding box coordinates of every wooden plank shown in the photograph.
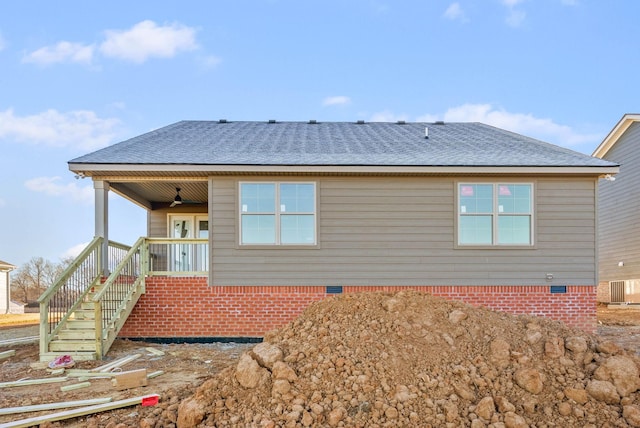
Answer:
[29,361,48,370]
[0,377,68,389]
[145,347,165,356]
[0,350,16,360]
[67,370,118,377]
[0,394,160,428]
[147,370,164,379]
[60,381,91,392]
[111,369,148,390]
[66,370,122,381]
[78,376,110,382]
[0,397,113,416]
[90,353,142,373]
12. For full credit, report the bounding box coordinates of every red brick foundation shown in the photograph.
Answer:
[118,278,597,338]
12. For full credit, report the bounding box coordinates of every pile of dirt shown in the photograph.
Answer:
[175,290,640,428]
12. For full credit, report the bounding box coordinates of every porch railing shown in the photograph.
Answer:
[147,238,209,275]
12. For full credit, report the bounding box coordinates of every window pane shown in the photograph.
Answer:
[498,216,531,244]
[460,184,493,213]
[241,215,275,244]
[498,184,531,214]
[281,215,315,244]
[198,220,209,239]
[241,183,275,213]
[459,215,492,245]
[172,219,192,238]
[280,184,315,213]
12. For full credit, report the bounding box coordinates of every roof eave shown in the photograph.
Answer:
[69,163,620,177]
[0,262,16,271]
[593,113,640,158]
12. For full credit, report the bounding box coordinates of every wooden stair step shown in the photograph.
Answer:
[39,351,98,362]
[65,320,95,329]
[80,302,95,310]
[71,310,95,320]
[49,340,98,352]
[57,329,95,340]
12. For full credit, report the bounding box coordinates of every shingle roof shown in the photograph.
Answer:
[70,121,617,168]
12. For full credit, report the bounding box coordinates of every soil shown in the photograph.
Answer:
[1,297,640,427]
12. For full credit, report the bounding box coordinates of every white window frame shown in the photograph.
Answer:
[457,182,534,247]
[239,181,317,246]
[167,214,209,239]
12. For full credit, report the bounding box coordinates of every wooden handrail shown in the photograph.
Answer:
[92,237,145,303]
[37,237,103,304]
[146,238,208,245]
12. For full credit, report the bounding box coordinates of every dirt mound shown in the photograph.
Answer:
[176,291,640,427]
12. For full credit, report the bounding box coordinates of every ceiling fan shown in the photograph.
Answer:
[170,187,202,207]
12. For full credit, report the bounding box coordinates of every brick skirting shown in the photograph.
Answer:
[117,278,597,338]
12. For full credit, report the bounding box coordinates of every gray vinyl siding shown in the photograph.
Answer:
[209,175,597,287]
[598,122,640,283]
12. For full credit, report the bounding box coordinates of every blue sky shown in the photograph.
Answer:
[0,0,638,268]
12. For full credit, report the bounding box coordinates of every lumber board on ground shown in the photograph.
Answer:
[145,347,165,356]
[0,394,160,428]
[67,371,117,377]
[111,369,147,390]
[147,370,164,379]
[90,353,141,373]
[0,350,16,360]
[0,397,112,416]
[0,377,68,388]
[60,381,91,392]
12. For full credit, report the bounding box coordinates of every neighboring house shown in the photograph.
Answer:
[0,259,20,314]
[58,120,618,350]
[593,113,640,304]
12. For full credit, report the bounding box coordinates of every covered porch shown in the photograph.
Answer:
[38,177,211,361]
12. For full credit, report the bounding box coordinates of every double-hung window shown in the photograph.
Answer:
[458,183,533,246]
[240,182,316,245]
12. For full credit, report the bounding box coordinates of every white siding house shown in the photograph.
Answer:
[0,260,20,314]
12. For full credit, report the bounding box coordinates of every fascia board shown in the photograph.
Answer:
[69,163,619,177]
[593,114,640,158]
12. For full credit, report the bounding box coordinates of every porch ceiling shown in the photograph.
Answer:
[109,181,209,210]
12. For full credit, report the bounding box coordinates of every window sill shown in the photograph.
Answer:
[236,243,320,250]
[454,243,537,250]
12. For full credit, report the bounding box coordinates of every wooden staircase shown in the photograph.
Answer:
[39,238,147,362]
[40,283,144,362]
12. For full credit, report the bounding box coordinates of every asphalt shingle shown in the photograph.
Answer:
[69,121,617,168]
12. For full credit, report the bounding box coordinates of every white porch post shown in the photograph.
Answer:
[94,180,110,276]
